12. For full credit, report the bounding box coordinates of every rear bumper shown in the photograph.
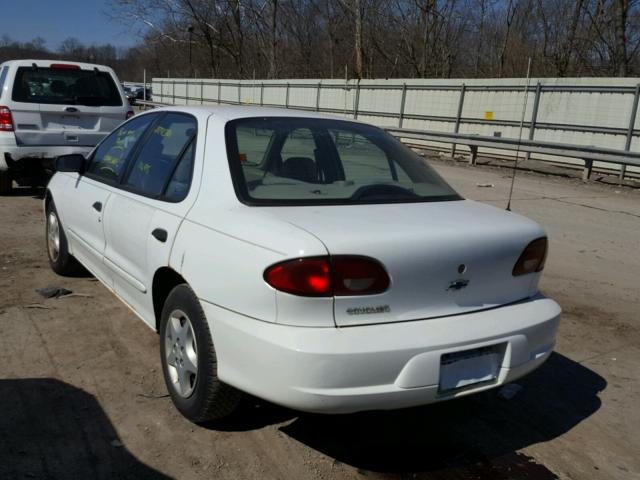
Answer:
[205,294,561,413]
[0,134,93,171]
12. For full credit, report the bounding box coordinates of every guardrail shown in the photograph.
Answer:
[386,127,640,181]
[135,99,168,109]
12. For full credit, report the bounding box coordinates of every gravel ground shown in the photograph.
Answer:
[0,160,638,480]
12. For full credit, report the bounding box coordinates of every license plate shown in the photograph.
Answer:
[439,346,500,392]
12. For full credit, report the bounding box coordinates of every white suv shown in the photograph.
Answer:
[0,59,132,193]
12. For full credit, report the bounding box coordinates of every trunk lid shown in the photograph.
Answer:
[264,200,545,326]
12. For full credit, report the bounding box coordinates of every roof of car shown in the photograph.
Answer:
[0,59,117,72]
[147,104,353,122]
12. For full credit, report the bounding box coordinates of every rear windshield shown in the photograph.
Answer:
[12,66,122,106]
[225,117,461,206]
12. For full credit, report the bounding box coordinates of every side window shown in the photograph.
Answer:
[0,67,8,94]
[164,141,195,201]
[87,114,156,181]
[124,113,196,197]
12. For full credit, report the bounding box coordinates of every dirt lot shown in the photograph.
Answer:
[0,161,639,480]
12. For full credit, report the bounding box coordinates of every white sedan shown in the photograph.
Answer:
[45,106,560,423]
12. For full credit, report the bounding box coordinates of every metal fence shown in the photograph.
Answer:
[151,77,640,178]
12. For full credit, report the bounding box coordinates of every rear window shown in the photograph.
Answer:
[11,66,122,106]
[226,117,461,206]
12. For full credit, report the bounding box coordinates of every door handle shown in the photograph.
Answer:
[151,228,168,243]
[92,201,102,212]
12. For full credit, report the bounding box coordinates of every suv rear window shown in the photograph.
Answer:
[12,66,122,106]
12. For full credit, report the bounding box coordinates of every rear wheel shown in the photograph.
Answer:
[0,170,12,195]
[46,200,84,276]
[160,284,241,423]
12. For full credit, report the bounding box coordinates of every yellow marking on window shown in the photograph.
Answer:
[154,126,172,138]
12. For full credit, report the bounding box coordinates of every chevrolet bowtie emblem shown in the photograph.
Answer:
[447,279,469,291]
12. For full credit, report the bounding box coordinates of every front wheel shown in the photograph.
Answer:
[160,284,241,423]
[46,201,84,276]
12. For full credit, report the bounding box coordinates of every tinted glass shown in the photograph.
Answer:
[12,66,122,106]
[87,114,156,181]
[227,117,460,205]
[281,128,317,162]
[165,141,195,201]
[124,113,196,197]
[332,130,411,182]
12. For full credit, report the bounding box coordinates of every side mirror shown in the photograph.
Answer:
[56,154,85,173]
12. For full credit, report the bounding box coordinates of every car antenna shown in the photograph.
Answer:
[506,57,532,212]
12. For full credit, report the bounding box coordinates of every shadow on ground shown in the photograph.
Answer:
[282,353,605,478]
[0,353,604,479]
[5,185,46,199]
[219,352,605,479]
[0,378,169,480]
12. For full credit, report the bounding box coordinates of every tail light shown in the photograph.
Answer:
[126,111,135,119]
[512,237,547,276]
[265,257,331,296]
[332,256,390,295]
[264,256,390,297]
[50,63,80,70]
[0,106,14,131]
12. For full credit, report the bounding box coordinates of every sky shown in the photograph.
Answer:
[0,0,140,49]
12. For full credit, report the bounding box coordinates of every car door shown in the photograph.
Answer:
[64,112,159,284]
[102,112,199,327]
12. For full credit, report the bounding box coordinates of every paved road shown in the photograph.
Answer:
[0,160,638,479]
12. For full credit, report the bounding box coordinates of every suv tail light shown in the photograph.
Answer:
[264,256,390,297]
[126,111,135,119]
[512,237,548,276]
[50,63,80,70]
[0,107,14,131]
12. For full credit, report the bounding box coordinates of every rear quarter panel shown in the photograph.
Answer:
[172,115,332,325]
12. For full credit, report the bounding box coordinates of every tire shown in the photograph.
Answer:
[46,200,84,276]
[0,170,11,195]
[160,284,241,423]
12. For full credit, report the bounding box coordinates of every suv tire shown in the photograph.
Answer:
[0,170,12,195]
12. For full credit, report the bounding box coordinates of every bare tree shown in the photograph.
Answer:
[104,0,640,79]
[497,0,518,77]
[336,0,366,78]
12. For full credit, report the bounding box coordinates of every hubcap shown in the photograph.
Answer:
[164,309,198,398]
[47,212,60,262]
